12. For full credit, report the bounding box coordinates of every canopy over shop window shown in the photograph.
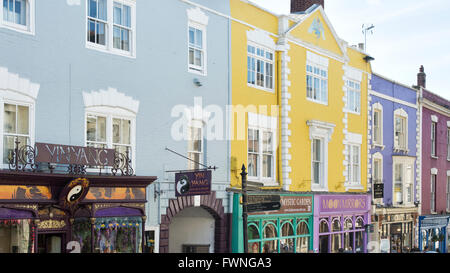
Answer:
[94,207,142,218]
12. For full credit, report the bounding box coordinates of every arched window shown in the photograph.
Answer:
[296,221,310,253]
[343,217,354,252]
[263,221,278,253]
[319,219,329,253]
[355,217,365,252]
[247,223,260,254]
[331,218,342,253]
[280,220,294,253]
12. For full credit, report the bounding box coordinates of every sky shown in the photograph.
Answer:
[252,0,450,99]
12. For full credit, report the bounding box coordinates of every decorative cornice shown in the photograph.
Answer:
[83,87,140,115]
[0,66,40,100]
[247,28,276,50]
[187,6,209,25]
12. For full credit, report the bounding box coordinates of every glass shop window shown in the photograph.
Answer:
[343,218,354,252]
[93,217,142,253]
[71,218,92,253]
[280,220,294,253]
[331,218,342,253]
[262,221,278,253]
[296,221,310,253]
[0,219,34,253]
[355,218,364,253]
[248,224,260,254]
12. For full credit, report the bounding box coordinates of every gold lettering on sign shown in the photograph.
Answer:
[38,220,66,229]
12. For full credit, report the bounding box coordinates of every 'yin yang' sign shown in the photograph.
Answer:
[175,171,211,197]
[60,178,90,209]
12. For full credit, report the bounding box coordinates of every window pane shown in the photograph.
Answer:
[98,0,106,20]
[124,5,131,27]
[88,19,96,43]
[113,2,121,25]
[195,29,202,48]
[121,28,130,51]
[17,105,28,135]
[97,116,106,142]
[4,104,16,134]
[96,22,106,46]
[194,49,202,66]
[189,28,195,45]
[113,26,121,49]
[89,0,97,18]
[113,118,120,144]
[86,116,96,142]
[263,155,272,178]
[248,154,258,177]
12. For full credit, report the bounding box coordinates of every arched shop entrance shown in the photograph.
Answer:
[159,191,230,253]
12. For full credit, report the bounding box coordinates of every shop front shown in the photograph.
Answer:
[0,143,156,253]
[232,193,314,253]
[371,208,418,253]
[418,215,450,253]
[314,194,371,253]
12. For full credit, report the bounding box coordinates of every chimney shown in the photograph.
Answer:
[417,65,426,89]
[291,0,324,14]
[358,43,365,51]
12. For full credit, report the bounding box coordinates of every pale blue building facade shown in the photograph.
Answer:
[0,0,232,253]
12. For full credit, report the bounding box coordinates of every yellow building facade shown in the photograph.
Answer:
[230,0,373,253]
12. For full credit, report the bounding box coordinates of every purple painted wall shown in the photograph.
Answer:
[370,74,419,205]
[421,89,450,215]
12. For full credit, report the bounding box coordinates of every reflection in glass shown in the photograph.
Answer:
[280,221,294,253]
[296,222,309,253]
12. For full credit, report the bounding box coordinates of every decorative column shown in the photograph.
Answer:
[141,216,147,253]
[90,218,96,253]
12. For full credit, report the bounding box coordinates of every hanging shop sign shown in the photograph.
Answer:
[175,170,211,197]
[373,183,384,199]
[59,178,90,210]
[35,143,116,167]
[247,202,281,213]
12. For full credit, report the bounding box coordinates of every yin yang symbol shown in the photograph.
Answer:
[176,176,190,195]
[67,185,83,203]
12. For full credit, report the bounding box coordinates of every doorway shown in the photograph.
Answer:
[37,233,64,253]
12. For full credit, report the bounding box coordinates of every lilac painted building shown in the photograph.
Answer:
[368,73,420,253]
[417,67,450,252]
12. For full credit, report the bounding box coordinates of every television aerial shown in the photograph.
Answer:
[362,24,375,52]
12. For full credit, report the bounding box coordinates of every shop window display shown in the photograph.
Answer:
[296,221,309,253]
[248,224,260,253]
[262,221,278,253]
[319,219,329,253]
[331,218,342,253]
[0,219,34,253]
[280,220,294,253]
[343,218,353,252]
[71,218,92,253]
[93,217,142,253]
[355,218,364,252]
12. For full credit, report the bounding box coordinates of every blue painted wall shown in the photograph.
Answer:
[0,0,232,227]
[369,74,419,205]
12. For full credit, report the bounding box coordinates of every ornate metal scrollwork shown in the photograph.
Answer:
[111,150,134,176]
[8,139,38,172]
[67,164,87,175]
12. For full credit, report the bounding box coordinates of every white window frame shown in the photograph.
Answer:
[0,0,35,35]
[393,108,408,152]
[447,174,450,213]
[84,107,136,171]
[344,133,363,190]
[431,122,437,158]
[447,126,450,161]
[392,157,415,207]
[247,113,278,186]
[187,120,203,170]
[187,7,208,76]
[431,172,437,213]
[85,0,137,58]
[247,42,275,92]
[312,137,325,189]
[306,62,328,105]
[188,21,207,76]
[372,153,383,204]
[307,120,335,192]
[1,100,34,168]
[345,79,361,114]
[372,103,383,147]
[306,51,329,105]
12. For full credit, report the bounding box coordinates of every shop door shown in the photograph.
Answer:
[38,233,64,253]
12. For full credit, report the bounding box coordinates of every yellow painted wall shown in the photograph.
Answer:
[285,9,371,193]
[230,0,281,189]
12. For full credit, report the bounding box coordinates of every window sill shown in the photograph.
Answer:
[306,98,328,106]
[372,144,385,150]
[86,42,136,59]
[431,156,438,160]
[0,23,34,36]
[311,185,328,192]
[393,147,409,153]
[344,109,361,116]
[189,67,207,77]
[345,184,364,191]
[247,83,275,93]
